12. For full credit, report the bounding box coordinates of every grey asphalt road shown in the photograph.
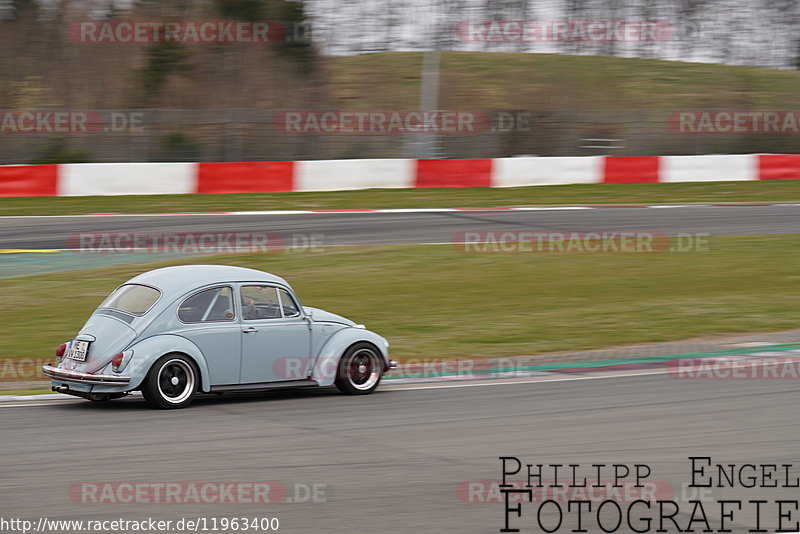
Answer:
[1,205,799,249]
[1,373,797,533]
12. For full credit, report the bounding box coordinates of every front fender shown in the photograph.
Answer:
[100,334,212,392]
[312,328,389,386]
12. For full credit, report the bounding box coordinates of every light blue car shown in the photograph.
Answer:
[43,265,395,409]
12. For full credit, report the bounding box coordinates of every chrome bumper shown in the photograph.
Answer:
[388,359,398,370]
[42,365,130,386]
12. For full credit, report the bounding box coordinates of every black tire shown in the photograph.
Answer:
[141,354,198,409]
[334,343,383,395]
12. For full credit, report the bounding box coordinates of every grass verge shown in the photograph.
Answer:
[2,235,800,362]
[0,389,51,396]
[2,180,800,216]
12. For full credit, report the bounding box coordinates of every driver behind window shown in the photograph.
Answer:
[241,285,282,319]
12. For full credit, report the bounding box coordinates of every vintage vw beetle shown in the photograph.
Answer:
[43,265,395,409]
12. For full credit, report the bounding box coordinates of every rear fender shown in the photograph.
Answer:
[99,334,212,392]
[312,328,389,386]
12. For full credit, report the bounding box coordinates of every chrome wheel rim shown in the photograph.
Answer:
[157,358,195,404]
[347,348,379,391]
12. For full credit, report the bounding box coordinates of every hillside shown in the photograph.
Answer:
[5,17,800,163]
[329,52,800,111]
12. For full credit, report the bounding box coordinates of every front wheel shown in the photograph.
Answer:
[335,343,383,395]
[141,354,198,409]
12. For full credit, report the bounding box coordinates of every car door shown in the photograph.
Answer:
[237,283,312,384]
[175,285,242,386]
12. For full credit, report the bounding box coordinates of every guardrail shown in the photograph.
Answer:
[6,109,800,165]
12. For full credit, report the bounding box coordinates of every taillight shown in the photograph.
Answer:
[55,343,67,361]
[111,352,124,372]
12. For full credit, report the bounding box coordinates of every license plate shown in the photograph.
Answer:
[66,340,89,361]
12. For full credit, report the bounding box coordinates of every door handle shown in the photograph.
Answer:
[242,326,258,334]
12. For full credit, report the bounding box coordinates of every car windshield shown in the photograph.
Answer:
[99,284,161,316]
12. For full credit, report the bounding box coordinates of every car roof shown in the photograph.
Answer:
[125,265,291,295]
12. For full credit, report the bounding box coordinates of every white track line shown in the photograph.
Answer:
[381,369,670,391]
[3,204,796,220]
[0,357,786,407]
[0,370,668,407]
[0,402,69,408]
[1,242,479,253]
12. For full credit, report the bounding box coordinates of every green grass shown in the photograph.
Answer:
[0,389,50,396]
[2,235,800,362]
[2,180,800,217]
[331,52,800,110]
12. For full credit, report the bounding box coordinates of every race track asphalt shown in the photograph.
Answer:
[1,205,799,250]
[2,205,798,533]
[1,372,796,533]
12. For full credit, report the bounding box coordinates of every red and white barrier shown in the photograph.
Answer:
[1,154,798,197]
[494,156,604,187]
[295,159,414,192]
[59,162,196,196]
[660,155,757,183]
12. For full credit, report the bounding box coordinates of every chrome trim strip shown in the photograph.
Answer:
[210,379,317,392]
[42,365,130,385]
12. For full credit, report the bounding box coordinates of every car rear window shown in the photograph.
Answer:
[99,284,161,316]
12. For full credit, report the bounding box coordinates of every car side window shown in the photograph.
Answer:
[178,286,235,323]
[241,285,282,320]
[277,288,300,317]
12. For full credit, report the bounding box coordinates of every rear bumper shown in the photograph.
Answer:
[387,359,398,370]
[42,365,130,386]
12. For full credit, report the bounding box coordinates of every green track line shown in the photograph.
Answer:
[384,343,800,379]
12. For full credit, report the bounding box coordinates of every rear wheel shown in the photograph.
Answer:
[141,354,198,409]
[335,343,383,395]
